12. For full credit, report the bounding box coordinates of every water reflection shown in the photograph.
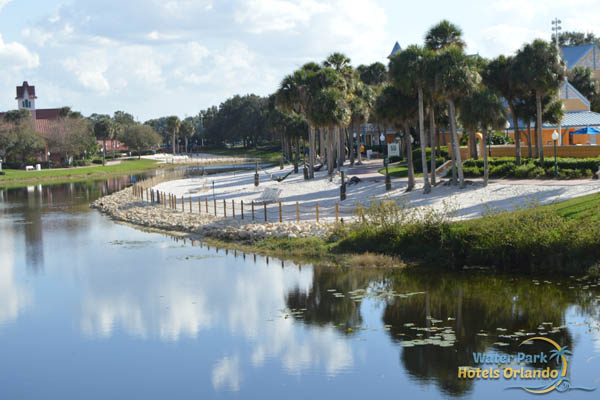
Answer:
[1,177,600,399]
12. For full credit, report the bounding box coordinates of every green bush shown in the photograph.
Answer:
[334,199,600,274]
[462,165,482,178]
[412,146,449,162]
[489,162,516,178]
[513,164,532,178]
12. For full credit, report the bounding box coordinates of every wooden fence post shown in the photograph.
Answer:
[198,197,201,214]
[189,196,192,213]
[205,198,208,214]
[141,189,143,201]
[279,201,282,223]
[213,198,216,216]
[316,201,319,223]
[223,199,227,217]
[336,201,339,222]
[296,201,299,222]
[181,196,184,212]
[252,200,255,220]
[232,200,235,218]
[241,200,244,220]
[264,201,267,221]
[146,188,149,201]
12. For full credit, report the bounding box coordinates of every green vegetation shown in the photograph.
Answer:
[462,157,599,179]
[217,193,600,275]
[204,144,283,162]
[0,158,161,188]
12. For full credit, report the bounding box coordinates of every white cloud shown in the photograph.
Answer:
[211,356,241,392]
[472,24,548,58]
[63,50,110,93]
[0,34,39,70]
[0,0,11,11]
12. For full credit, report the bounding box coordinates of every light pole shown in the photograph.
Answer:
[552,18,565,144]
[353,132,357,165]
[552,130,559,177]
[380,133,386,164]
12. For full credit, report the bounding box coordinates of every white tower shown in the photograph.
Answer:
[16,81,37,117]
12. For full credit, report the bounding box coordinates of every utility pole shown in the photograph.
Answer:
[552,17,564,145]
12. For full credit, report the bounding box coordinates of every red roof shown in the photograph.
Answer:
[16,81,37,99]
[35,108,62,120]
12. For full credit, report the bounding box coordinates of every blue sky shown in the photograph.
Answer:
[1,0,599,121]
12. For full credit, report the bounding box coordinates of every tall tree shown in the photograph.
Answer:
[459,87,507,186]
[436,45,479,188]
[179,120,195,154]
[121,124,162,159]
[424,20,466,52]
[389,45,433,193]
[483,55,525,165]
[516,40,566,162]
[93,118,115,166]
[375,85,418,191]
[568,66,600,111]
[165,116,181,155]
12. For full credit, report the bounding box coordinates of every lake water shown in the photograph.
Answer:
[1,177,600,399]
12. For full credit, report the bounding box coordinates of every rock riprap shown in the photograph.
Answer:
[91,187,334,240]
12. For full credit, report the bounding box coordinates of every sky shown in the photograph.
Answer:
[0,0,599,121]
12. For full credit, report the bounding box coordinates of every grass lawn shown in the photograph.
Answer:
[204,145,282,162]
[377,164,423,178]
[0,158,161,188]
[541,191,600,221]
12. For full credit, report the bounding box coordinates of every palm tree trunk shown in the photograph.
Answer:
[357,129,363,165]
[172,132,176,155]
[350,125,356,166]
[404,122,415,192]
[418,87,431,193]
[429,107,436,185]
[185,137,189,154]
[448,126,456,185]
[309,126,315,178]
[448,99,465,188]
[102,139,106,166]
[483,130,489,187]
[469,131,477,159]
[327,128,334,175]
[338,127,345,171]
[295,136,300,172]
[526,121,532,158]
[509,105,521,165]
[319,129,325,164]
[536,91,544,162]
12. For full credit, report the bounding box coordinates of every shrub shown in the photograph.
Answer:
[462,165,482,178]
[514,164,533,178]
[489,162,516,178]
[528,166,546,178]
[388,156,402,163]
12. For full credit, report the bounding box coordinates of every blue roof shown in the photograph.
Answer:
[388,41,401,58]
[560,44,595,69]
[508,111,600,130]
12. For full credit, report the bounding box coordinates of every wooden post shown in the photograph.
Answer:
[241,200,244,220]
[151,190,154,203]
[141,189,143,201]
[252,200,255,220]
[279,201,282,223]
[223,199,227,217]
[316,201,319,223]
[181,196,184,212]
[264,201,267,221]
[213,198,216,216]
[232,200,235,218]
[205,198,208,214]
[198,197,201,214]
[336,201,339,222]
[189,196,192,213]
[146,188,149,201]
[296,201,299,222]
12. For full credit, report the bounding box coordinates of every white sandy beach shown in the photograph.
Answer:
[152,163,600,222]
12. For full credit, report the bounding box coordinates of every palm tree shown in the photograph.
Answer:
[424,20,466,52]
[459,87,507,186]
[436,45,479,188]
[349,83,375,165]
[375,85,418,191]
[389,45,433,193]
[180,120,195,154]
[165,116,181,155]
[93,118,115,166]
[483,55,526,165]
[424,20,465,185]
[516,40,566,162]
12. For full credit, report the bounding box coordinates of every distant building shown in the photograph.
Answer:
[13,81,63,136]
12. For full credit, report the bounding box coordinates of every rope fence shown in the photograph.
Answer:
[131,176,365,224]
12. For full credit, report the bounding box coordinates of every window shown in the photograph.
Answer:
[22,99,31,108]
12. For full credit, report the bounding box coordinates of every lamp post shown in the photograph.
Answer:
[552,130,559,177]
[353,132,357,166]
